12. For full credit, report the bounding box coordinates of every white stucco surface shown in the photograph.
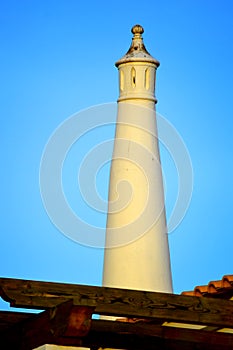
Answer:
[103,25,172,293]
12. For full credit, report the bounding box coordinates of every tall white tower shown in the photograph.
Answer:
[103,25,173,293]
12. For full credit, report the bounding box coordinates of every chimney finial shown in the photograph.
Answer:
[131,24,144,36]
[115,24,159,67]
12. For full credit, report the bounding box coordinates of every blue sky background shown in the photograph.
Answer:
[1,0,233,310]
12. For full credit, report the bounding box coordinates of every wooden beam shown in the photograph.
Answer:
[0,310,33,331]
[1,277,233,328]
[84,320,233,350]
[91,320,233,347]
[1,313,233,350]
[0,301,94,350]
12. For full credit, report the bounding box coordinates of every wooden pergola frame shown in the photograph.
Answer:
[0,277,233,349]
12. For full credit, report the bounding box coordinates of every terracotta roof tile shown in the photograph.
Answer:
[181,275,233,299]
[223,275,233,287]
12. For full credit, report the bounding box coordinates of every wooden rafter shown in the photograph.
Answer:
[1,310,233,350]
[0,300,93,350]
[1,277,233,349]
[1,277,233,328]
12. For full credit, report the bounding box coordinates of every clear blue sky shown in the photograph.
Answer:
[1,0,233,310]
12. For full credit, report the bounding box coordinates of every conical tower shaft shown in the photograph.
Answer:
[103,25,172,293]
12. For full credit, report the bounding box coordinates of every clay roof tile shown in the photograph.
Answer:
[182,274,233,299]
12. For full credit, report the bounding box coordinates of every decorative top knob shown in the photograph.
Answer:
[131,25,144,36]
[115,25,160,68]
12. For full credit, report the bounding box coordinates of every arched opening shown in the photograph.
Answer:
[131,67,136,88]
[145,68,150,90]
[120,70,124,91]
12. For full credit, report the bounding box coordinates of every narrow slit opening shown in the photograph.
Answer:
[131,67,136,88]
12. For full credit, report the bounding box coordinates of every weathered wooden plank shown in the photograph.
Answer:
[1,277,233,328]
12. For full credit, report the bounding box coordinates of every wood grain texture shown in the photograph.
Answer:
[1,277,233,328]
